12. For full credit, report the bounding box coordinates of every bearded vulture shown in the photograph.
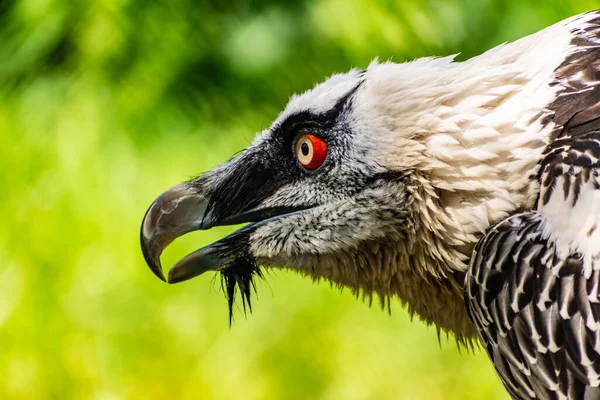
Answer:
[141,10,600,399]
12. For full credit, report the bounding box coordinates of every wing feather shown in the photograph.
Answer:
[465,129,600,398]
[466,211,600,399]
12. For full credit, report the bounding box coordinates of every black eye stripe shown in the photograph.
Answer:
[270,79,364,144]
[207,78,364,220]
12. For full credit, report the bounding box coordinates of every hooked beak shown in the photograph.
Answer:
[140,182,212,283]
[140,180,311,284]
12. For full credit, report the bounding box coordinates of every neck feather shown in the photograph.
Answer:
[345,12,598,337]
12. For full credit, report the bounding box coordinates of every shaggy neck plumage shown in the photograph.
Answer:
[339,14,589,338]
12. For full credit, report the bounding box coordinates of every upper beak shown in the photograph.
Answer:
[140,182,212,282]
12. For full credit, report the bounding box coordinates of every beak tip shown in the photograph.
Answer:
[140,182,212,283]
[140,231,167,283]
[167,266,186,284]
[153,268,167,283]
[144,251,167,282]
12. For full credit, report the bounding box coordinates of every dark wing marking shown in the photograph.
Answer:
[548,13,600,143]
[466,213,600,399]
[538,132,600,208]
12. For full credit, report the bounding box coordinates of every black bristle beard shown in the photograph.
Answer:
[220,256,263,325]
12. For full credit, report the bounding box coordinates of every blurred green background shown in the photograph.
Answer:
[2,0,599,398]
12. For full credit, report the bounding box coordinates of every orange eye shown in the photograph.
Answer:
[295,134,327,170]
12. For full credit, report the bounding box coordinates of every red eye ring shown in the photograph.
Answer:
[295,134,328,170]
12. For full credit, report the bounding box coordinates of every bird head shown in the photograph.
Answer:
[141,46,553,339]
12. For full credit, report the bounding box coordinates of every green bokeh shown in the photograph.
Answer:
[1,1,598,398]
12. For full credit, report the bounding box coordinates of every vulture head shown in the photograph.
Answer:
[141,49,547,340]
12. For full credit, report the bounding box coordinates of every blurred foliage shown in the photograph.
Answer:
[1,0,599,399]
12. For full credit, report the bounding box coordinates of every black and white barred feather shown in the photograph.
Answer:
[466,210,600,399]
[466,11,600,400]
